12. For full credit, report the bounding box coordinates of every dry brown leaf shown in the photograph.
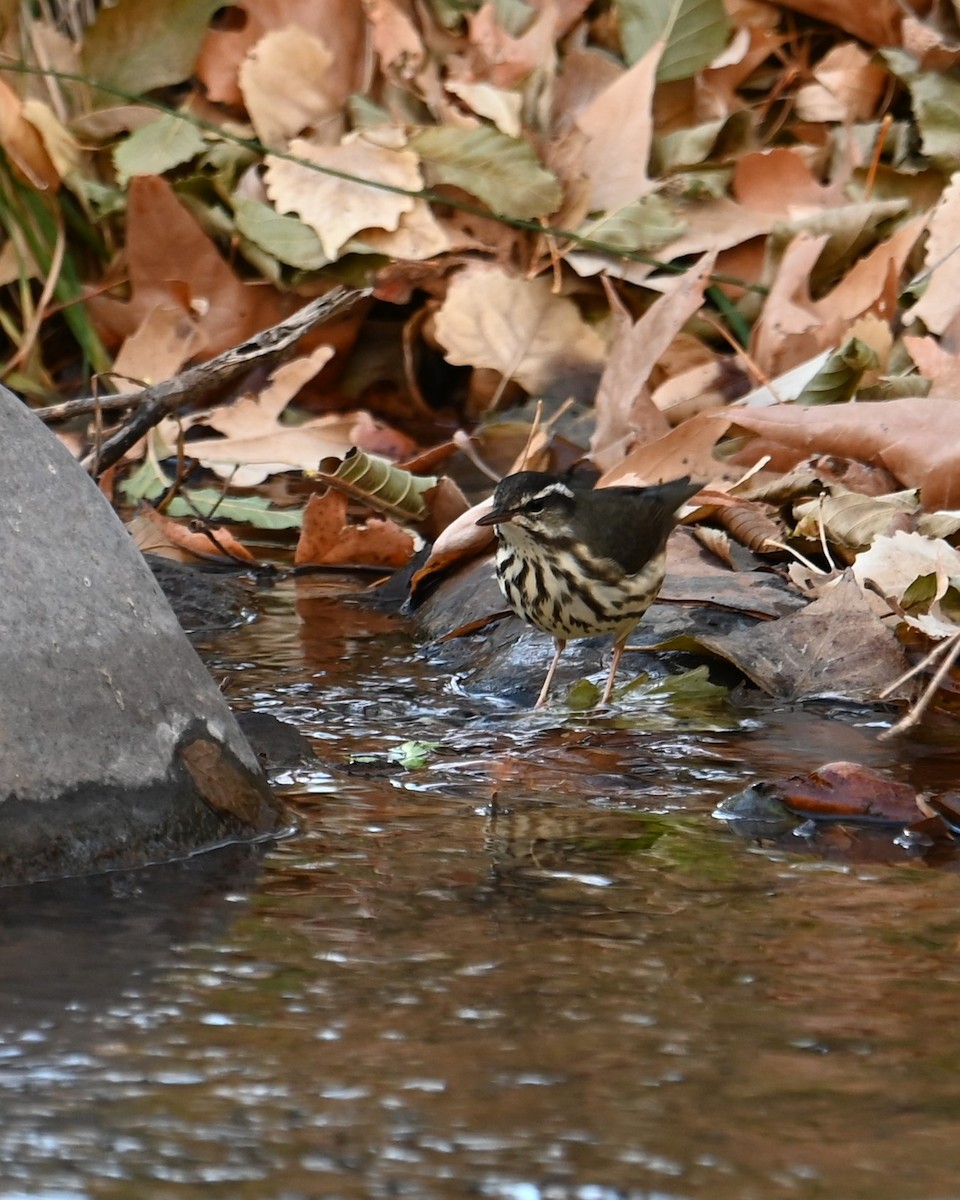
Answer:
[693,573,908,702]
[468,2,560,89]
[724,399,960,510]
[794,43,887,124]
[238,27,341,148]
[295,490,415,567]
[699,26,782,118]
[903,335,960,398]
[733,147,846,214]
[409,496,495,602]
[775,0,901,48]
[265,132,421,260]
[0,77,59,189]
[196,0,366,109]
[572,41,660,211]
[88,175,284,357]
[128,506,256,564]
[614,197,776,269]
[812,215,927,330]
[158,346,366,485]
[432,264,606,397]
[590,254,716,470]
[903,174,960,338]
[792,489,918,550]
[750,232,830,377]
[902,14,960,71]
[599,407,733,487]
[364,0,426,75]
[718,500,783,553]
[111,304,206,390]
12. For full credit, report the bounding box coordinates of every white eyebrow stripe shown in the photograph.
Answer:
[530,482,575,503]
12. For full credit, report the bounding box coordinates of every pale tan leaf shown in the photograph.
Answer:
[591,253,716,470]
[467,1,560,88]
[750,232,830,377]
[903,172,960,336]
[852,530,960,637]
[355,199,451,260]
[793,490,920,549]
[794,43,887,123]
[445,78,523,137]
[432,264,606,395]
[112,304,205,390]
[264,133,421,260]
[239,28,338,148]
[364,0,426,72]
[573,42,660,210]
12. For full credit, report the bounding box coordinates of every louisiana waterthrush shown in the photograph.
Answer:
[476,471,701,708]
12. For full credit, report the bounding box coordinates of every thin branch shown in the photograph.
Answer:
[877,630,960,741]
[79,287,370,476]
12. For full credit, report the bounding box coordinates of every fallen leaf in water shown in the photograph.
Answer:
[765,761,920,824]
[128,505,256,564]
[295,490,415,568]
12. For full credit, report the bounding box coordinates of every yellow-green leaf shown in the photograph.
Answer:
[114,114,205,185]
[316,448,437,520]
[616,0,729,82]
[234,198,328,270]
[793,337,880,406]
[412,126,562,219]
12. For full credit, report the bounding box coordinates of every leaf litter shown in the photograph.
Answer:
[10,0,960,758]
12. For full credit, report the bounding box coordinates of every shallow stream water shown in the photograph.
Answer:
[3,579,960,1200]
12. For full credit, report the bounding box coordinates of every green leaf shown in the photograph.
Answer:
[412,125,562,219]
[388,740,441,769]
[577,194,686,252]
[114,114,206,185]
[616,0,729,83]
[566,678,601,710]
[493,0,536,35]
[883,50,960,169]
[234,198,328,270]
[119,457,167,503]
[317,447,437,520]
[82,0,224,94]
[906,71,960,169]
[164,491,304,530]
[794,337,880,406]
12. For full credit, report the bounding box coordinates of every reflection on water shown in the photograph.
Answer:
[3,579,960,1200]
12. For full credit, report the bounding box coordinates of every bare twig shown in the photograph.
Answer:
[877,630,960,741]
[78,287,370,477]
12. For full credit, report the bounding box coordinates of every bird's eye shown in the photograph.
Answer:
[524,499,545,515]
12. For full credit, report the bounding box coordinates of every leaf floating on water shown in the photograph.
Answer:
[761,761,920,824]
[388,740,441,769]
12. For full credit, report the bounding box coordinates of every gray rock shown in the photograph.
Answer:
[0,388,287,884]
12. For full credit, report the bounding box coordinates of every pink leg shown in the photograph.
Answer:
[534,639,566,708]
[599,634,628,707]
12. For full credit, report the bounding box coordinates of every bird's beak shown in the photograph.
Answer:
[476,505,511,527]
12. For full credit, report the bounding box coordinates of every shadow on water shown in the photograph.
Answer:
[5,578,960,1200]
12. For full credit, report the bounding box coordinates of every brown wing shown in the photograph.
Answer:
[575,478,700,575]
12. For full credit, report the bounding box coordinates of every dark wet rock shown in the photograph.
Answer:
[412,538,803,706]
[146,555,259,635]
[235,710,318,771]
[0,389,287,884]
